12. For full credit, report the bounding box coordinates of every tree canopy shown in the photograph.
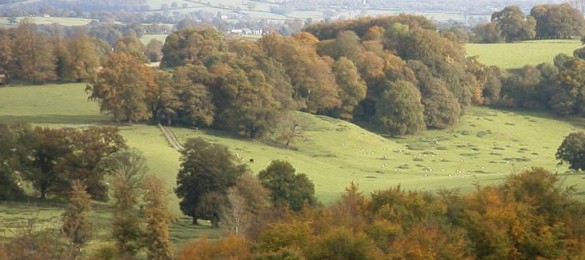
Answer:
[175,138,247,226]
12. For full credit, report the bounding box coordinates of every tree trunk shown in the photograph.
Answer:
[192,217,199,225]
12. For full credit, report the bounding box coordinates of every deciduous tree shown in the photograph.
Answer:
[258,160,317,211]
[87,52,158,123]
[556,132,585,171]
[142,175,172,260]
[62,180,92,249]
[175,138,246,225]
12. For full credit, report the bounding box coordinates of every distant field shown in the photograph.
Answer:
[140,34,168,44]
[1,83,585,246]
[466,40,582,69]
[0,17,94,27]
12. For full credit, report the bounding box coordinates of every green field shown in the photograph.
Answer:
[1,83,585,246]
[466,40,582,69]
[140,34,169,44]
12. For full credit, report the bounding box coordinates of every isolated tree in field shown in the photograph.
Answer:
[175,138,247,225]
[87,52,158,123]
[62,180,92,249]
[556,132,585,171]
[374,80,426,136]
[258,160,317,211]
[142,175,172,260]
[107,149,148,256]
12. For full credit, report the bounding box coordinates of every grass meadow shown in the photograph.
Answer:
[1,81,585,246]
[466,40,582,70]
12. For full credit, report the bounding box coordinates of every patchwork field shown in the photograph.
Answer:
[466,40,582,70]
[1,83,585,246]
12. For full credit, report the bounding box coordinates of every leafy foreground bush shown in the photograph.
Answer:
[177,168,585,259]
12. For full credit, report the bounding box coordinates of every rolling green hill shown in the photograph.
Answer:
[1,83,585,246]
[1,83,584,204]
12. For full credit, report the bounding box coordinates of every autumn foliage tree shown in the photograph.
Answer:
[62,180,92,249]
[87,52,158,123]
[175,138,247,226]
[142,175,172,260]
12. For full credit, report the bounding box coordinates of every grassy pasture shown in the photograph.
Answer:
[466,40,582,70]
[1,83,585,246]
[140,34,169,44]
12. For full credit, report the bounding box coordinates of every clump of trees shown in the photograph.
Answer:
[496,49,585,117]
[177,168,585,259]
[90,15,501,137]
[473,3,585,43]
[0,122,126,201]
[175,137,317,236]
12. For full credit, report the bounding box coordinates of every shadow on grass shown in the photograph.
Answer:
[0,114,109,125]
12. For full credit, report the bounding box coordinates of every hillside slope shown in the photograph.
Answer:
[1,83,584,207]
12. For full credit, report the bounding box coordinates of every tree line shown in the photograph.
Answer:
[473,3,585,43]
[0,19,166,84]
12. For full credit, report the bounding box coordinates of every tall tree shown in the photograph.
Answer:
[142,175,172,260]
[175,138,247,225]
[0,123,32,201]
[62,180,92,250]
[12,19,56,83]
[258,160,317,211]
[0,29,15,83]
[108,149,148,257]
[331,57,367,120]
[20,127,74,199]
[87,52,158,123]
[64,30,100,82]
